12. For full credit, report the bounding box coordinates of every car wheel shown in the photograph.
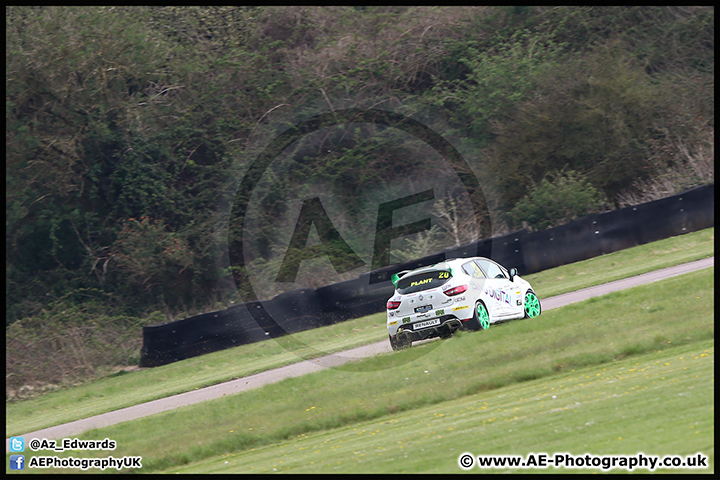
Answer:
[466,301,490,331]
[439,328,454,339]
[524,290,541,318]
[389,333,410,350]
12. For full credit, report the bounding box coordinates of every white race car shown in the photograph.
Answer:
[386,257,541,350]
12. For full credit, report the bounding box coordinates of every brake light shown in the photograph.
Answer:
[387,300,401,310]
[443,285,468,296]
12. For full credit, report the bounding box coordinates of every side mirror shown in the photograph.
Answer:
[509,268,517,282]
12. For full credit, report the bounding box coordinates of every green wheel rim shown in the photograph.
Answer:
[477,303,490,329]
[525,292,540,318]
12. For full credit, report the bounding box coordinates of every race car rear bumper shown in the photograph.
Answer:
[394,317,464,343]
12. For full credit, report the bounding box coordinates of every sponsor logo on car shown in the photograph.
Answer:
[414,318,441,330]
[452,305,469,311]
[414,304,432,313]
[485,287,512,304]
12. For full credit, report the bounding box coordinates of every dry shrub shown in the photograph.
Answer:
[617,131,714,206]
[281,7,487,94]
[6,305,163,400]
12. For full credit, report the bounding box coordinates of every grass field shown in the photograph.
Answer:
[166,340,714,474]
[5,227,713,438]
[7,265,713,474]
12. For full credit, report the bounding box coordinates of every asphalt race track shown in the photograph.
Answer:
[6,256,714,450]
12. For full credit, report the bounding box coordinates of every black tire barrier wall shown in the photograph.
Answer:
[141,303,275,367]
[141,184,713,367]
[521,184,714,273]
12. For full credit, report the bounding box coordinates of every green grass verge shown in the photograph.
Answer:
[9,268,713,474]
[5,227,713,437]
[165,341,715,474]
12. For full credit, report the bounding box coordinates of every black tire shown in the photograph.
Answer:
[439,328,454,339]
[465,301,490,331]
[523,290,541,319]
[389,333,410,350]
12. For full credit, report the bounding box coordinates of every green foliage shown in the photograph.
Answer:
[6,7,243,320]
[431,25,568,143]
[508,170,609,231]
[483,45,665,208]
[427,7,714,210]
[113,217,193,299]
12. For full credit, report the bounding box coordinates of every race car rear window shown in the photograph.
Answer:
[396,270,452,294]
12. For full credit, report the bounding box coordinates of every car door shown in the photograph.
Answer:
[463,259,501,319]
[460,260,488,311]
[475,259,515,318]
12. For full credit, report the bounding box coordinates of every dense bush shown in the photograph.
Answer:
[507,170,610,232]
